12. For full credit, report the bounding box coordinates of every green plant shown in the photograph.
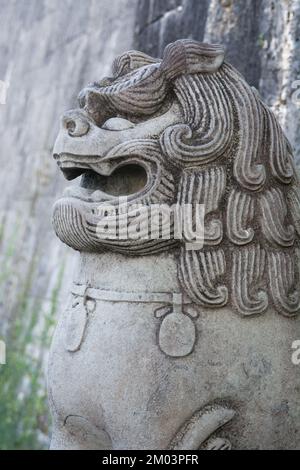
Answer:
[257,33,265,49]
[0,262,65,450]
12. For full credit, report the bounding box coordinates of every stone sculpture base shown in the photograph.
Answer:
[48,251,300,450]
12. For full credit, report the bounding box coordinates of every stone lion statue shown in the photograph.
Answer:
[48,39,300,450]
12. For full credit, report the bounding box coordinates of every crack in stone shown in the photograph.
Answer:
[136,3,184,36]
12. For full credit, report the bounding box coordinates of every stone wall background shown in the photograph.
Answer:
[135,0,300,162]
[0,0,138,449]
[0,0,299,449]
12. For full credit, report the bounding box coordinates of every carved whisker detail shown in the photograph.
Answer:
[160,72,234,167]
[179,166,226,245]
[223,64,266,192]
[232,245,268,316]
[53,202,95,252]
[260,101,294,184]
[227,189,255,245]
[260,188,295,247]
[179,248,228,307]
[267,250,300,316]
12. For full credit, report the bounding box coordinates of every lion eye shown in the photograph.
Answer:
[102,117,135,131]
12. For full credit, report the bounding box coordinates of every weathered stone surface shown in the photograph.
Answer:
[48,39,300,449]
[0,0,138,332]
[0,0,137,448]
[1,0,300,449]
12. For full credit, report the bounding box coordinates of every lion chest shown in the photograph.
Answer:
[47,275,300,449]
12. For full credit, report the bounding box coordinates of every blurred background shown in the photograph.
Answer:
[0,0,299,450]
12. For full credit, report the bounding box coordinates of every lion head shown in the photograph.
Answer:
[53,39,300,318]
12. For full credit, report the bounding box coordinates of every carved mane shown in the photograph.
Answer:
[160,53,299,317]
[56,39,300,317]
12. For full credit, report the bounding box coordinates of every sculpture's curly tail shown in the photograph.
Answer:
[169,404,235,450]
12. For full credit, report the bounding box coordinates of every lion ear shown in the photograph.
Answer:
[160,40,225,80]
[112,50,160,78]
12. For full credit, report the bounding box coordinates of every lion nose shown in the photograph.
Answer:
[61,110,90,137]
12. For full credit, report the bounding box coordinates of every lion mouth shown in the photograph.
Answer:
[54,153,149,203]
